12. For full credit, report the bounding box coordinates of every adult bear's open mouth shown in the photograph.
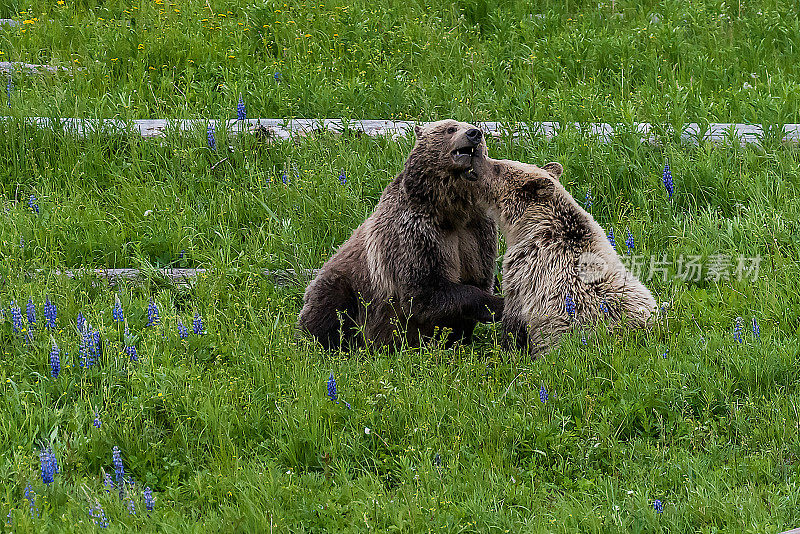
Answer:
[451,144,477,167]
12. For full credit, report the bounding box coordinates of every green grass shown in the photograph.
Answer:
[0,0,800,532]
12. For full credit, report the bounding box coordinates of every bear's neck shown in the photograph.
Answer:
[399,160,480,226]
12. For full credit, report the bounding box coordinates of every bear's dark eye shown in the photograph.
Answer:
[447,126,457,134]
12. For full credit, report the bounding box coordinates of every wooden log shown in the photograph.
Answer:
[0,116,796,146]
[35,268,318,287]
[0,61,80,74]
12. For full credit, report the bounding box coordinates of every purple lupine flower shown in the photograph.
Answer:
[26,298,36,326]
[327,372,337,402]
[103,471,113,491]
[653,499,663,513]
[143,487,154,512]
[125,344,138,362]
[237,94,246,121]
[10,302,22,332]
[539,385,548,403]
[146,301,159,327]
[273,72,281,82]
[177,319,188,339]
[112,295,124,323]
[77,311,86,332]
[90,500,108,528]
[192,312,203,335]
[734,317,743,343]
[207,122,216,150]
[662,162,673,199]
[49,337,60,378]
[127,497,136,515]
[599,300,609,315]
[24,484,36,518]
[94,412,102,429]
[40,449,55,484]
[6,75,12,107]
[339,170,347,185]
[565,293,576,320]
[112,446,125,497]
[44,297,56,328]
[28,194,39,214]
[93,329,102,361]
[752,317,760,339]
[281,169,289,185]
[584,187,592,209]
[625,228,634,254]
[607,227,615,248]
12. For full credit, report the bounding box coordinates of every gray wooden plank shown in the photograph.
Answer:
[2,117,799,145]
[35,268,318,287]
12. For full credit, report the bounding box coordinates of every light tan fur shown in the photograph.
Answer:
[472,156,656,355]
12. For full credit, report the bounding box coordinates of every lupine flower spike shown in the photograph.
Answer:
[77,311,86,332]
[625,229,635,254]
[584,187,592,209]
[752,317,760,339]
[327,372,351,409]
[207,122,216,150]
[607,227,615,248]
[10,302,22,332]
[274,72,281,82]
[565,293,576,320]
[39,447,58,485]
[339,170,347,185]
[103,470,113,491]
[112,295,124,322]
[178,319,188,339]
[653,499,663,513]
[143,487,154,512]
[90,500,108,528]
[662,162,674,199]
[539,385,548,403]
[127,497,136,515]
[237,94,246,121]
[112,446,125,498]
[28,194,39,214]
[27,298,36,326]
[24,485,37,518]
[44,296,56,328]
[49,336,60,378]
[147,301,159,327]
[327,372,337,402]
[6,75,11,107]
[94,412,102,428]
[734,317,743,343]
[193,312,203,335]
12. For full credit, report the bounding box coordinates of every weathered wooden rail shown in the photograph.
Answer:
[1,117,799,145]
[36,268,318,287]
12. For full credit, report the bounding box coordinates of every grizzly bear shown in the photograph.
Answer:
[298,120,503,350]
[471,156,656,355]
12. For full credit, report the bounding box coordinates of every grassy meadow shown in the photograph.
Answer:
[0,0,800,532]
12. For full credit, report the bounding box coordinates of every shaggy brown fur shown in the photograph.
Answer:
[471,156,656,355]
[298,120,503,350]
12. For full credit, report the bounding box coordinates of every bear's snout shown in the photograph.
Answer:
[466,128,482,143]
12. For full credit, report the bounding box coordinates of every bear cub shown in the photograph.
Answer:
[298,120,503,350]
[472,156,656,355]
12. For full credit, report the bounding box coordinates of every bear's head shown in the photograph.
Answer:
[409,119,486,179]
[472,156,565,231]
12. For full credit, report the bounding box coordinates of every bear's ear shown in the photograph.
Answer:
[414,124,423,137]
[518,176,554,201]
[542,162,564,180]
